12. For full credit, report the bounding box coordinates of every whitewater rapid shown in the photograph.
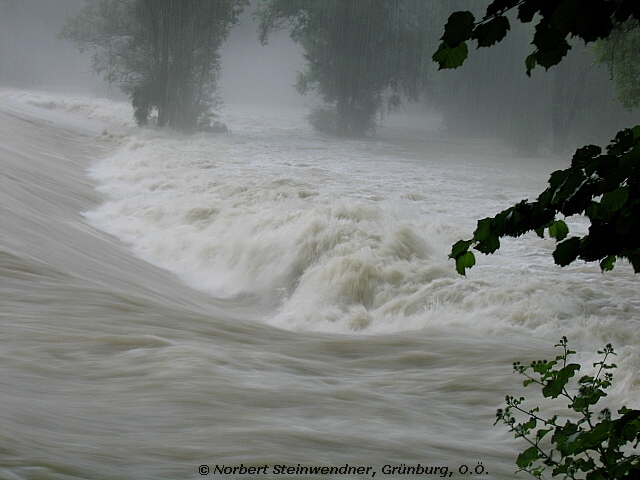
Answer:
[79,95,639,340]
[1,89,638,480]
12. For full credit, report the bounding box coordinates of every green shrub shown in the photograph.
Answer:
[496,337,640,479]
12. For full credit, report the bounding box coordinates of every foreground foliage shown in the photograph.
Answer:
[496,338,640,479]
[432,0,640,274]
[433,0,640,75]
[450,127,640,275]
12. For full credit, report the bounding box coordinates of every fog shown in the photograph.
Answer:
[0,0,100,92]
[218,4,306,106]
[0,0,306,105]
[1,0,638,149]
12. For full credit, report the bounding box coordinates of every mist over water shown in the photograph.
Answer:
[1,2,639,479]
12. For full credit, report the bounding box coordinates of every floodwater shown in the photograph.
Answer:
[1,90,638,480]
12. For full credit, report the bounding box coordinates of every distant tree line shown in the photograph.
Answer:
[62,0,440,136]
[61,0,639,143]
[256,0,440,137]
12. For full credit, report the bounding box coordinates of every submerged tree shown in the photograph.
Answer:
[432,0,640,275]
[256,0,435,137]
[61,0,247,131]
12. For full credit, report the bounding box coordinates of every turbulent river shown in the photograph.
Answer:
[1,89,638,480]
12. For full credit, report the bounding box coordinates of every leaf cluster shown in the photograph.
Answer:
[450,127,640,274]
[433,0,640,75]
[496,338,640,479]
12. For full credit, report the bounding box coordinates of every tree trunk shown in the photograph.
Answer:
[156,0,174,128]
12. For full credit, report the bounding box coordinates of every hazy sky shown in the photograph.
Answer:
[0,0,306,105]
[218,5,306,106]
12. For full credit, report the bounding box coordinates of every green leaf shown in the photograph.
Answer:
[532,18,572,69]
[585,202,602,221]
[525,53,537,75]
[549,168,572,189]
[553,237,581,266]
[553,170,586,207]
[572,388,606,411]
[608,128,638,156]
[565,422,610,454]
[600,255,616,271]
[474,217,493,240]
[600,187,629,214]
[442,11,475,46]
[548,220,569,241]
[455,251,476,275]
[432,41,469,69]
[536,428,552,441]
[614,409,640,440]
[517,1,539,23]
[532,360,556,375]
[476,233,500,254]
[516,446,540,468]
[450,239,472,259]
[522,416,537,432]
[542,363,580,398]
[472,15,510,47]
[536,40,572,70]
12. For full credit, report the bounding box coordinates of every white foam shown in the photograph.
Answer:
[1,88,134,130]
[9,91,638,351]
[75,101,640,343]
